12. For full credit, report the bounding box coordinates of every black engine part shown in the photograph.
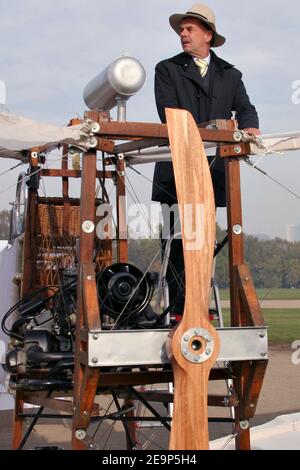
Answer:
[97,263,160,328]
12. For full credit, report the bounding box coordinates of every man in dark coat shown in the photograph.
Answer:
[152,3,260,320]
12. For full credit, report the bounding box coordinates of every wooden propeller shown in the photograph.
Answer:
[166,108,220,450]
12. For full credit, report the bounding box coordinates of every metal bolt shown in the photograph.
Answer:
[82,411,88,416]
[240,420,249,430]
[233,131,243,142]
[91,122,100,133]
[183,335,189,342]
[89,137,98,148]
[260,352,267,357]
[259,332,266,339]
[233,224,243,235]
[194,329,201,336]
[206,349,212,356]
[183,349,189,356]
[82,220,95,234]
[244,277,249,282]
[205,336,211,343]
[194,356,201,363]
[89,442,99,450]
[87,275,93,281]
[92,357,99,364]
[250,403,255,408]
[92,334,99,340]
[75,429,87,441]
[234,145,242,154]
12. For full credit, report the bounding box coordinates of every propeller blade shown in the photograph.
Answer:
[166,108,220,450]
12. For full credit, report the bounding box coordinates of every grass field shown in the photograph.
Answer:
[221,309,300,344]
[219,288,300,301]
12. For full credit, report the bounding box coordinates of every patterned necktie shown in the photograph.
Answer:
[194,58,208,77]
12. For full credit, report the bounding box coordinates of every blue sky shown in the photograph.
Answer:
[0,0,300,238]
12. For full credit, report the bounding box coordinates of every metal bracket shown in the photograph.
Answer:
[88,327,268,367]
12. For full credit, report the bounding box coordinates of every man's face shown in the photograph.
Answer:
[179,18,213,57]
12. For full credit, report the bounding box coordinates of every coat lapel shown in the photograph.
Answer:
[171,53,209,96]
[183,61,209,95]
[169,52,234,118]
[208,52,232,120]
[208,64,223,119]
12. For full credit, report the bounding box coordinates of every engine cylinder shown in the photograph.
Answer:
[83,56,146,111]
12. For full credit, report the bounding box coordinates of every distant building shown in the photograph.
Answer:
[0,79,6,107]
[287,224,300,242]
[0,79,9,112]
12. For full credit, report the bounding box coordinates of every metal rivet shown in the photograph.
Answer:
[82,220,95,234]
[233,224,243,235]
[87,275,93,281]
[91,122,100,133]
[206,349,212,356]
[233,131,243,142]
[92,334,99,340]
[194,329,201,336]
[234,145,242,154]
[183,335,189,342]
[92,357,99,364]
[183,350,189,356]
[260,352,267,357]
[240,420,249,430]
[89,137,98,148]
[259,332,265,339]
[75,429,86,440]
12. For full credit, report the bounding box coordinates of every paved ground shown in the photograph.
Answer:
[220,300,300,309]
[1,346,299,450]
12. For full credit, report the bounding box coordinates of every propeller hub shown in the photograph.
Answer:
[180,327,214,364]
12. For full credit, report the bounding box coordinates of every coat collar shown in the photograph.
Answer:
[168,51,234,99]
[169,50,234,70]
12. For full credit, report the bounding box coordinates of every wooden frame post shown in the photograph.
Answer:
[72,148,101,449]
[225,156,268,450]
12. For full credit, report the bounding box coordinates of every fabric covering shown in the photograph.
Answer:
[249,131,300,156]
[0,111,95,160]
[0,240,21,410]
[123,131,300,165]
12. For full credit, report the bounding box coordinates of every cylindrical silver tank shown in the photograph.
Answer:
[83,56,146,111]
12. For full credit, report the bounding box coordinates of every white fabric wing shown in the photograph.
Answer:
[0,112,94,160]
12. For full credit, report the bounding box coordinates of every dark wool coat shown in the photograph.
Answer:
[152,51,259,207]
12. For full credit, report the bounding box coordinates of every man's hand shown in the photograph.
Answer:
[243,128,261,136]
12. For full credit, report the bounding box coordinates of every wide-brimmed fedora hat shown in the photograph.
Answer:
[169,3,226,47]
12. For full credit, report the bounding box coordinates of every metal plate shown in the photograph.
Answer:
[88,327,268,367]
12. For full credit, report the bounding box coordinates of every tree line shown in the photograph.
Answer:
[1,209,299,288]
[0,210,10,239]
[214,225,300,288]
[129,224,300,289]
